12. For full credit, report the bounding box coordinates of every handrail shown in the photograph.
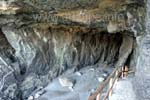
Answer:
[103,70,119,100]
[103,67,134,100]
[88,67,122,100]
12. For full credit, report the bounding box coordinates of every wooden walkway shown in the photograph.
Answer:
[109,78,136,100]
[88,66,133,100]
[88,67,122,100]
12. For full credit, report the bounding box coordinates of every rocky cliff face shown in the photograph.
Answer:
[133,0,150,100]
[0,0,146,100]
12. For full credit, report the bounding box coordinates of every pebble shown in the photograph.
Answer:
[34,89,46,99]
[68,86,74,92]
[58,77,74,87]
[27,96,34,100]
[102,73,108,77]
[75,72,82,76]
[97,77,105,82]
[89,68,95,71]
[34,93,40,99]
[28,87,46,100]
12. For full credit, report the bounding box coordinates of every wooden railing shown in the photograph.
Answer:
[88,67,122,100]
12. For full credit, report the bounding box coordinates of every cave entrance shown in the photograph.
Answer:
[32,31,135,100]
[0,26,136,100]
[63,32,134,72]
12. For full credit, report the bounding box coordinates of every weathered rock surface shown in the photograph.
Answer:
[0,0,147,100]
[2,26,127,99]
[110,76,136,100]
[37,66,113,100]
[0,29,20,100]
[132,0,150,99]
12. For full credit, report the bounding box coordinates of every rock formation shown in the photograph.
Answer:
[0,0,148,100]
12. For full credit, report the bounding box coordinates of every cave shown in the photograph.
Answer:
[0,24,135,100]
[0,0,149,100]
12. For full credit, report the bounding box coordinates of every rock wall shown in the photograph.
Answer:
[2,25,126,99]
[133,0,150,100]
[0,29,20,100]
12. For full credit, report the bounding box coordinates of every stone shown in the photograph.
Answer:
[107,22,118,33]
[34,93,40,99]
[34,88,46,99]
[68,86,74,92]
[21,74,43,99]
[58,77,75,87]
[97,77,105,82]
[3,84,18,99]
[102,73,108,78]
[27,96,34,100]
[27,87,46,100]
[89,68,95,71]
[75,72,82,76]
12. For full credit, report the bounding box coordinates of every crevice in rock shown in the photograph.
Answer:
[0,28,23,100]
[115,34,134,67]
[0,29,15,59]
[125,50,133,67]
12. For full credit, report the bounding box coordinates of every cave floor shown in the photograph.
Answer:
[36,66,114,100]
[109,76,136,100]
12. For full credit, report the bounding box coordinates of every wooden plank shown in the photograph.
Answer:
[103,74,119,100]
[96,93,101,100]
[108,78,113,98]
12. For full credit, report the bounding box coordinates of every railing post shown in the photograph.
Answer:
[124,66,129,77]
[115,70,119,82]
[96,93,101,100]
[122,66,129,78]
[109,78,113,99]
[121,66,124,78]
[88,68,121,100]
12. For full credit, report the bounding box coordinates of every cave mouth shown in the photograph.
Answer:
[31,31,135,100]
[61,31,134,72]
[0,26,135,100]
[64,32,123,70]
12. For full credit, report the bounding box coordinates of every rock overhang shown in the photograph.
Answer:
[0,0,145,36]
